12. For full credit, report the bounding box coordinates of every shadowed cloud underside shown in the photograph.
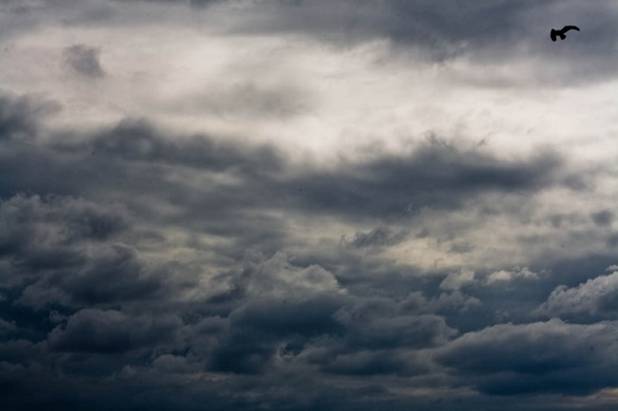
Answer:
[1,1,618,410]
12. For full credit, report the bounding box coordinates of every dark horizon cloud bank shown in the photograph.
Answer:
[2,1,618,410]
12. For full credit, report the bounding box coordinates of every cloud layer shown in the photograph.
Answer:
[2,1,618,410]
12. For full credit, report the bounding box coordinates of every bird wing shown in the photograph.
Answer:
[550,29,558,41]
[562,25,580,32]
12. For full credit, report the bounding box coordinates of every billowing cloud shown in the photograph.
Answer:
[1,2,618,410]
[48,308,180,353]
[436,320,618,396]
[538,269,618,320]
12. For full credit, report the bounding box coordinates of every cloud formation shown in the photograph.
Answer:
[1,2,618,410]
[539,269,618,320]
[63,44,105,78]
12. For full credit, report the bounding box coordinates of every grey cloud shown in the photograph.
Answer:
[538,270,618,320]
[337,312,456,350]
[85,118,283,174]
[230,296,343,339]
[608,233,618,247]
[0,192,169,317]
[592,210,614,226]
[0,340,45,374]
[0,88,571,233]
[277,139,566,220]
[344,227,408,249]
[440,270,476,291]
[426,291,482,314]
[0,194,127,270]
[5,1,618,73]
[152,353,201,374]
[19,244,163,309]
[63,44,105,78]
[319,350,424,377]
[0,318,17,335]
[180,0,618,84]
[205,253,346,374]
[0,78,612,411]
[237,252,343,299]
[3,1,618,409]
[48,308,180,353]
[209,295,343,374]
[112,0,221,6]
[0,1,116,41]
[436,319,618,396]
[204,253,457,376]
[0,92,59,141]
[8,0,618,85]
[9,111,567,233]
[0,194,127,243]
[485,267,538,285]
[169,81,314,119]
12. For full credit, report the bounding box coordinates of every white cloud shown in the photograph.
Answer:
[486,267,538,284]
[245,252,344,299]
[440,269,476,291]
[539,270,618,317]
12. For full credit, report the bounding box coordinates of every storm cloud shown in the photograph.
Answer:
[1,1,618,411]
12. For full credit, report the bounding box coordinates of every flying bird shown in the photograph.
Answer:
[550,25,580,41]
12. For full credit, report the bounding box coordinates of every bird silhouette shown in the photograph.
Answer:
[550,25,580,41]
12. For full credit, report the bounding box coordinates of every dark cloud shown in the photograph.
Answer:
[0,194,127,276]
[344,227,408,249]
[111,0,221,6]
[2,2,618,410]
[276,139,566,220]
[537,269,618,321]
[174,0,618,84]
[435,320,618,396]
[0,190,175,366]
[592,210,614,226]
[47,308,179,353]
[0,66,613,410]
[0,92,59,141]
[18,244,163,309]
[85,118,283,174]
[1,109,566,231]
[208,298,343,374]
[6,1,618,85]
[319,350,418,376]
[63,44,105,78]
[336,310,456,350]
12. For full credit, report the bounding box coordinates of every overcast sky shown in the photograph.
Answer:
[2,1,618,410]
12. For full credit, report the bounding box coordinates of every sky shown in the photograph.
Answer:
[2,1,618,410]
